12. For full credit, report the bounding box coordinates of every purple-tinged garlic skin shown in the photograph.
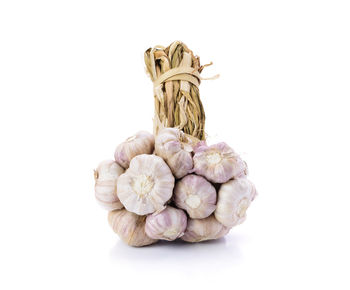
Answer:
[108,209,158,247]
[181,215,230,243]
[155,128,195,178]
[174,174,217,219]
[117,154,175,215]
[94,160,124,210]
[215,178,257,228]
[114,131,154,169]
[145,206,187,241]
[193,142,247,183]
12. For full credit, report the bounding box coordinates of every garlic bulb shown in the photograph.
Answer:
[155,128,195,178]
[117,154,175,215]
[114,131,154,169]
[108,209,158,247]
[215,178,257,227]
[181,215,230,243]
[174,174,217,219]
[145,206,187,241]
[94,160,124,210]
[193,142,247,183]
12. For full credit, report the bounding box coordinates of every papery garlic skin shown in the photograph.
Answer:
[155,128,195,178]
[215,178,257,227]
[181,215,230,243]
[117,154,175,215]
[145,206,187,241]
[108,209,158,247]
[94,160,124,210]
[193,142,247,183]
[174,174,217,219]
[114,131,155,169]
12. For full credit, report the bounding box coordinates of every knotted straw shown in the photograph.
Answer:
[144,41,218,140]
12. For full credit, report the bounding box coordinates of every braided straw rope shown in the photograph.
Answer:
[144,41,218,140]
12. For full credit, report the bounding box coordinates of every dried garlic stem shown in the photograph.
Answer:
[144,41,206,140]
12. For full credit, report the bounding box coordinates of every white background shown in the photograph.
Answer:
[1,0,349,289]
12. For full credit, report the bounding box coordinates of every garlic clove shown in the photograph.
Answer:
[155,128,195,178]
[117,154,175,215]
[108,209,158,247]
[114,131,155,169]
[94,160,124,210]
[174,174,217,219]
[145,206,187,241]
[181,215,230,243]
[193,142,247,183]
[214,178,257,228]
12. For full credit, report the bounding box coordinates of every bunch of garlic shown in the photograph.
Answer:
[215,178,257,227]
[109,209,157,247]
[95,129,257,247]
[94,160,124,210]
[193,142,247,183]
[155,128,196,178]
[182,215,230,243]
[114,131,154,169]
[145,206,187,241]
[117,154,174,215]
[174,174,216,219]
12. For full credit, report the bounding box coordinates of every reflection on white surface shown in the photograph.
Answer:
[109,233,247,273]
